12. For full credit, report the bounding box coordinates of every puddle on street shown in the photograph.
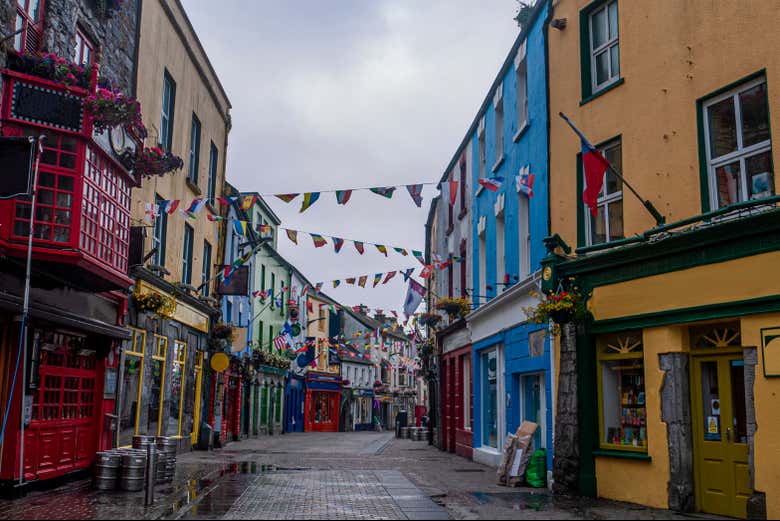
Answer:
[471,491,552,512]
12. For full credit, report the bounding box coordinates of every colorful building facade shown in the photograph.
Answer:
[545,0,780,518]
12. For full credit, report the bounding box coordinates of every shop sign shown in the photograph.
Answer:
[211,352,230,373]
[11,82,84,132]
[761,327,780,377]
[137,280,209,333]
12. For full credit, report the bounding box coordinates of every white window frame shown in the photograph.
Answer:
[495,196,506,292]
[493,85,505,169]
[584,140,623,246]
[517,168,531,279]
[478,217,487,301]
[703,76,773,210]
[515,41,528,139]
[589,0,620,93]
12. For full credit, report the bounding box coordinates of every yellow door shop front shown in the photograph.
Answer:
[691,353,751,518]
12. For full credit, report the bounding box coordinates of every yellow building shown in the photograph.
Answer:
[544,0,779,518]
[118,0,231,451]
[306,293,339,374]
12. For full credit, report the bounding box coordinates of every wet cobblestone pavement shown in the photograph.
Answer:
[0,433,721,520]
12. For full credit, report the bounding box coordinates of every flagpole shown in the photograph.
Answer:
[559,112,665,226]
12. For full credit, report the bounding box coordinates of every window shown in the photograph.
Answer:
[493,86,504,167]
[496,211,505,292]
[478,119,486,180]
[208,142,218,202]
[258,320,264,350]
[587,0,620,94]
[703,77,773,210]
[518,179,531,279]
[478,223,487,301]
[319,307,326,332]
[147,335,167,436]
[151,195,167,267]
[447,261,453,298]
[261,264,266,291]
[73,28,94,66]
[481,348,499,449]
[188,114,201,185]
[584,139,623,246]
[201,240,212,296]
[270,273,276,309]
[160,71,176,152]
[447,172,454,234]
[14,0,43,53]
[459,157,468,215]
[268,325,273,350]
[182,224,194,285]
[167,341,187,436]
[597,331,647,452]
[459,239,467,298]
[515,43,528,133]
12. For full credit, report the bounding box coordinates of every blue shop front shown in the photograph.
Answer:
[284,373,305,433]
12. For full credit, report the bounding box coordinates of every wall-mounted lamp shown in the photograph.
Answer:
[551,18,567,30]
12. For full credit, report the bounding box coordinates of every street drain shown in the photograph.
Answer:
[454,469,485,473]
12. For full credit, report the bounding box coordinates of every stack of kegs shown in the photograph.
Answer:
[93,451,122,490]
[415,428,429,441]
[155,436,177,483]
[399,426,409,439]
[132,435,156,451]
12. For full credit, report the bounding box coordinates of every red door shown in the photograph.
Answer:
[306,391,340,432]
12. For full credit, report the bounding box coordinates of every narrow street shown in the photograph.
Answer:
[0,433,707,520]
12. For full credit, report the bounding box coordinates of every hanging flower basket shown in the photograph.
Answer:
[134,147,184,178]
[85,87,146,138]
[417,313,442,328]
[6,51,93,89]
[435,297,471,319]
[524,280,590,327]
[213,322,236,342]
[134,291,175,317]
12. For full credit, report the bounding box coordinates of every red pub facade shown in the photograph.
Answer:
[0,0,141,493]
[438,319,473,459]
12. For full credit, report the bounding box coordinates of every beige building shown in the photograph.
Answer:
[116,0,232,451]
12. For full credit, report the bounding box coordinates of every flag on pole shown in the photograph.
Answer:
[358,275,368,288]
[406,184,424,207]
[393,247,408,256]
[517,168,535,198]
[276,193,299,203]
[160,200,179,215]
[412,250,425,265]
[335,190,352,205]
[558,112,611,217]
[310,233,327,248]
[300,192,321,213]
[403,278,426,317]
[373,274,382,287]
[233,220,248,236]
[449,180,459,206]
[354,241,365,255]
[477,176,504,192]
[383,271,397,284]
[375,244,388,256]
[286,229,298,244]
[333,237,345,253]
[273,333,289,351]
[369,187,396,198]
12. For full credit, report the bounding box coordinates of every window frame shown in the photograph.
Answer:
[160,71,176,153]
[73,27,95,66]
[153,194,167,267]
[518,179,531,280]
[596,331,647,453]
[580,138,624,247]
[580,0,623,102]
[493,86,505,170]
[188,114,201,185]
[201,240,212,296]
[208,142,218,202]
[701,75,773,211]
[515,46,528,139]
[14,0,44,53]
[588,0,620,93]
[182,223,194,285]
[459,157,468,218]
[459,239,468,298]
[478,120,486,180]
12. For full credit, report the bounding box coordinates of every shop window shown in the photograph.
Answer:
[14,0,44,53]
[81,145,131,272]
[167,341,186,436]
[702,76,772,210]
[118,328,145,447]
[583,139,623,246]
[146,335,167,436]
[597,331,647,451]
[481,348,499,449]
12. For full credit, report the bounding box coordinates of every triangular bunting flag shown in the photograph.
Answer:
[358,276,368,288]
[286,229,298,244]
[315,282,324,293]
[354,241,365,255]
[369,187,396,198]
[373,274,382,287]
[406,184,424,207]
[393,247,408,256]
[300,192,321,213]
[477,176,504,192]
[333,237,345,253]
[207,214,223,222]
[375,244,388,256]
[402,268,415,281]
[217,196,232,207]
[233,220,248,237]
[333,280,341,289]
[310,233,327,248]
[383,271,397,284]
[412,250,425,265]
[335,190,353,205]
[275,193,299,203]
[345,278,356,285]
[420,265,433,279]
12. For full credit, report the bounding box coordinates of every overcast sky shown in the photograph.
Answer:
[185,0,522,316]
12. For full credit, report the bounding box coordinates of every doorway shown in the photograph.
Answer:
[691,354,750,518]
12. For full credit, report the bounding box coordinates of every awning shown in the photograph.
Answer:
[0,293,131,340]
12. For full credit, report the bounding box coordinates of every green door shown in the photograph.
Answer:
[691,355,751,518]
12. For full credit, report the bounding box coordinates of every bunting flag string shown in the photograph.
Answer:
[311,233,327,248]
[286,229,298,244]
[300,192,321,213]
[406,184,424,208]
[280,227,419,261]
[336,190,352,205]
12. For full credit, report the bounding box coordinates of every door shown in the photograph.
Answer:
[692,355,751,518]
[520,373,544,450]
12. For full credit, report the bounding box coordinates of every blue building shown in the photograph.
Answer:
[468,0,552,475]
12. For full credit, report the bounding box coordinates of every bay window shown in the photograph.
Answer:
[702,76,772,210]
